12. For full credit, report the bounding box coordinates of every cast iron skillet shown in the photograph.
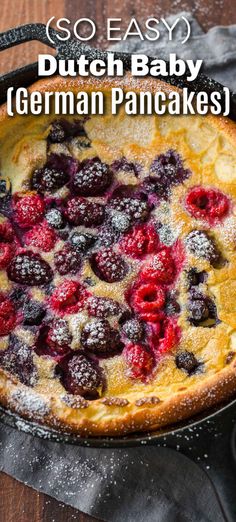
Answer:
[0,23,236,522]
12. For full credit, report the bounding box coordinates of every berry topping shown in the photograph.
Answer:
[111,157,141,176]
[50,280,88,315]
[54,244,81,275]
[47,319,72,352]
[140,248,175,284]
[91,248,128,283]
[72,157,113,197]
[80,320,123,354]
[59,353,102,398]
[124,344,154,380]
[131,283,165,322]
[185,186,229,222]
[0,221,14,242]
[120,224,159,258]
[70,232,96,253]
[187,268,207,288]
[97,227,118,247]
[109,196,150,223]
[87,296,121,318]
[23,301,46,326]
[0,242,14,269]
[188,299,209,323]
[122,318,145,342]
[175,351,200,375]
[144,149,190,198]
[32,167,69,193]
[185,230,220,265]
[110,211,131,233]
[24,222,57,252]
[0,294,16,336]
[158,319,180,355]
[65,197,105,227]
[0,338,37,385]
[13,194,45,229]
[45,208,65,229]
[7,252,53,286]
[48,121,66,143]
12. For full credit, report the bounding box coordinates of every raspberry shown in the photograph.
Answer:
[185,186,229,222]
[65,197,105,227]
[109,197,150,224]
[122,319,145,342]
[120,224,159,258]
[131,283,166,322]
[70,232,96,253]
[32,167,69,193]
[146,149,190,198]
[158,319,180,355]
[50,280,88,315]
[80,319,123,354]
[0,338,37,385]
[91,248,128,283]
[0,294,16,336]
[124,344,154,380]
[7,252,53,286]
[45,208,65,229]
[140,248,175,285]
[47,319,72,352]
[13,194,45,229]
[185,230,220,265]
[0,242,14,269]
[59,353,102,397]
[24,222,57,252]
[72,157,113,197]
[23,301,46,326]
[54,244,81,275]
[87,296,121,318]
[175,351,200,375]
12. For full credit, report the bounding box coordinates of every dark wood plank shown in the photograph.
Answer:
[0,0,235,520]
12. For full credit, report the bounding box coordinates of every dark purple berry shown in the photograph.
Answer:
[0,338,37,386]
[80,320,123,354]
[59,353,102,398]
[7,252,53,286]
[109,197,149,224]
[54,245,81,275]
[70,232,96,253]
[146,149,190,199]
[185,230,220,265]
[165,297,181,316]
[23,301,46,326]
[47,319,72,351]
[72,157,113,196]
[48,121,66,143]
[122,319,144,342]
[175,351,200,375]
[98,227,118,247]
[32,167,69,193]
[91,248,128,283]
[65,197,105,227]
[187,268,207,288]
[87,296,121,318]
[110,211,131,233]
[47,153,78,176]
[45,208,65,229]
[188,299,209,322]
[111,157,141,176]
[9,287,26,308]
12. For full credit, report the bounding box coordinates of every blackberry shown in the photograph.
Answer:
[70,232,97,253]
[97,227,118,247]
[9,287,26,308]
[72,157,113,196]
[0,338,37,386]
[185,230,220,265]
[60,353,102,398]
[48,121,66,143]
[147,149,190,198]
[80,320,123,354]
[111,157,141,176]
[91,248,128,283]
[54,245,81,275]
[175,351,200,375]
[47,319,72,350]
[109,197,149,224]
[87,296,121,318]
[65,197,105,227]
[45,208,65,229]
[23,301,46,326]
[7,252,53,286]
[122,319,145,342]
[110,211,131,233]
[32,167,69,193]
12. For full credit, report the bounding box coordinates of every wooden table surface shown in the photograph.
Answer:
[0,0,236,520]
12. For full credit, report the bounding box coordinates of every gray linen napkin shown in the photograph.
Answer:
[0,12,236,522]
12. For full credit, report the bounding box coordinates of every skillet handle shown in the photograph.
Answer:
[175,402,236,522]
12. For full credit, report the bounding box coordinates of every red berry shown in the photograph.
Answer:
[131,283,165,322]
[91,248,128,283]
[140,248,175,284]
[0,221,14,242]
[120,224,159,258]
[47,319,72,353]
[24,222,56,252]
[54,244,81,275]
[124,344,154,380]
[185,186,229,223]
[65,197,104,227]
[0,242,14,269]
[50,280,88,315]
[13,193,45,228]
[158,319,180,355]
[0,294,16,336]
